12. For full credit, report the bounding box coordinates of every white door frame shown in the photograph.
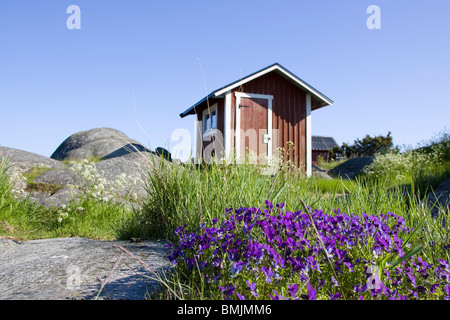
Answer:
[306,94,312,177]
[234,92,273,162]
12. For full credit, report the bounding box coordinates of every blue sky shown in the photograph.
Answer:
[0,0,449,160]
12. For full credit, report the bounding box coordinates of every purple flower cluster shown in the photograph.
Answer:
[167,201,450,300]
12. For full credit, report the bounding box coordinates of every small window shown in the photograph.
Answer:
[202,104,218,136]
[211,110,217,129]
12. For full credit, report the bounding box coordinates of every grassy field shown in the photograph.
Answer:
[0,133,449,300]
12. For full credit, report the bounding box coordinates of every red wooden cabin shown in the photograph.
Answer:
[179,63,333,176]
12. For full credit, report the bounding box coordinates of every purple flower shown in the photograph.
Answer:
[430,283,440,294]
[236,292,246,300]
[288,284,298,298]
[269,290,285,300]
[330,292,341,300]
[308,256,321,273]
[231,260,247,276]
[246,280,258,298]
[344,261,354,272]
[406,272,417,287]
[220,284,236,297]
[331,277,339,287]
[439,259,449,270]
[262,266,275,283]
[307,282,317,300]
[445,285,450,300]
[246,239,264,261]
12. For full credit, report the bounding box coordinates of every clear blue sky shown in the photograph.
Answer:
[1,0,449,160]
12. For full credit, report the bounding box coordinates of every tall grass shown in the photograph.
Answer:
[139,159,291,239]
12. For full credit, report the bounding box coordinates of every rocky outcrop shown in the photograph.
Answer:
[0,237,170,300]
[0,146,65,172]
[312,164,332,180]
[0,146,66,192]
[1,128,167,208]
[50,127,153,161]
[35,168,79,186]
[328,157,375,180]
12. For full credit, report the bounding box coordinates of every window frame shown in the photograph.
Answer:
[202,103,218,138]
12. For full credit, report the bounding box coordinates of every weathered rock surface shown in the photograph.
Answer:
[0,146,65,173]
[329,157,375,180]
[94,152,160,200]
[0,237,171,300]
[50,128,153,161]
[427,178,450,218]
[0,146,65,191]
[312,164,332,180]
[34,168,79,186]
[28,186,84,208]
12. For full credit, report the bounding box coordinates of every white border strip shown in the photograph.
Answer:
[306,94,312,177]
[224,91,232,161]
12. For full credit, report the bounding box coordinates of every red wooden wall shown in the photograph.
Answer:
[194,70,308,170]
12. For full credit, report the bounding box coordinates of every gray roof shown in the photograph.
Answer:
[312,136,338,151]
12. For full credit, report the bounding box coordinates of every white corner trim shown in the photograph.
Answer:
[224,91,232,160]
[306,94,312,177]
[234,92,273,162]
[195,119,202,164]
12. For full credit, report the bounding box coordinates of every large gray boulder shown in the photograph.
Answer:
[93,152,160,201]
[0,146,65,192]
[31,153,160,205]
[329,157,375,180]
[34,168,79,186]
[0,146,64,173]
[1,129,166,208]
[312,164,332,180]
[50,128,153,161]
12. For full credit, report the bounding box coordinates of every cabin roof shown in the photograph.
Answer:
[312,136,339,151]
[180,63,334,118]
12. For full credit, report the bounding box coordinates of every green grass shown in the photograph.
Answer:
[0,157,136,240]
[316,158,348,171]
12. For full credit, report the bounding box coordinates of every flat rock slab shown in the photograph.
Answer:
[0,237,171,300]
